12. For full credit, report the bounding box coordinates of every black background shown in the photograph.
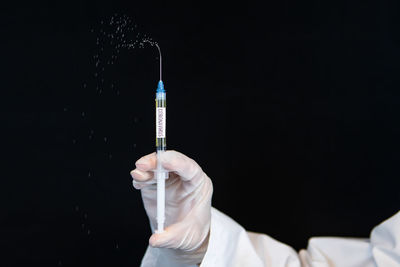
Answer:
[1,1,399,266]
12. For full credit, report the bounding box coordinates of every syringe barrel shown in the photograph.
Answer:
[156,151,166,233]
[155,86,167,233]
[155,91,166,151]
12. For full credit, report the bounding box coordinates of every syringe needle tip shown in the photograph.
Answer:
[155,43,162,81]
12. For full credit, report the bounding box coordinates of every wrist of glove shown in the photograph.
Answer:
[131,150,213,265]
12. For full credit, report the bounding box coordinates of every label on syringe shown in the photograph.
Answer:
[156,107,166,138]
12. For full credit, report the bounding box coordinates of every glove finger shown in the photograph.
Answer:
[130,168,154,182]
[131,152,157,187]
[135,150,203,183]
[160,150,202,182]
[131,171,180,191]
[132,177,156,189]
[149,222,188,250]
[135,152,157,171]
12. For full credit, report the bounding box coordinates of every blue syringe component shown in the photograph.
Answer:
[157,80,165,93]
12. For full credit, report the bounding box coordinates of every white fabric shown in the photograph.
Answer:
[141,208,400,267]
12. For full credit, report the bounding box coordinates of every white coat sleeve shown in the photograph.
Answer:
[140,208,400,267]
[201,208,400,267]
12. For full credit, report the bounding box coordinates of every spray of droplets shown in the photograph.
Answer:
[69,14,157,248]
[90,14,158,96]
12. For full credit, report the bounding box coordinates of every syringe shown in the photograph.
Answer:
[154,43,168,233]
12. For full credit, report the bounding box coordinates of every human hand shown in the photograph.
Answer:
[130,150,213,265]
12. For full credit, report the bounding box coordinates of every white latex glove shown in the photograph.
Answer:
[130,150,213,265]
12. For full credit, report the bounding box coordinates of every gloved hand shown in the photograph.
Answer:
[130,150,213,265]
